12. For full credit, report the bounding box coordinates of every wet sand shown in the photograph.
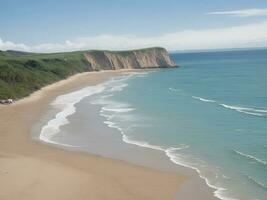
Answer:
[0,70,216,200]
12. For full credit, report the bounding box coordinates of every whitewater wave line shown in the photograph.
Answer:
[169,88,267,117]
[98,84,239,200]
[191,95,267,117]
[102,107,136,113]
[39,71,149,146]
[100,101,235,200]
[192,96,216,103]
[220,104,267,116]
[39,84,106,146]
[41,73,238,200]
[103,113,235,200]
[244,174,267,191]
[234,150,267,166]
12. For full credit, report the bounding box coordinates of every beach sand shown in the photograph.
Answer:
[0,70,217,200]
[0,70,186,200]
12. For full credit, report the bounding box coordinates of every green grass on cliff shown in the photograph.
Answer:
[108,47,165,56]
[0,47,167,100]
[0,50,91,99]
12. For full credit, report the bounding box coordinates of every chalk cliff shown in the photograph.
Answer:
[84,47,177,71]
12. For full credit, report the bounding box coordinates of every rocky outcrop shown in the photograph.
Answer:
[83,47,177,71]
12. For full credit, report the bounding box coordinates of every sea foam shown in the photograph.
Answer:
[39,72,143,146]
[39,84,105,146]
[102,107,135,113]
[192,96,216,103]
[220,104,267,117]
[234,150,267,166]
[95,83,236,200]
[191,95,267,117]
[40,71,240,200]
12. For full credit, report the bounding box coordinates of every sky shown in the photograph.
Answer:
[1,0,267,52]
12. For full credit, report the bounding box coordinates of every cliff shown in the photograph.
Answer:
[84,47,177,70]
[0,47,176,99]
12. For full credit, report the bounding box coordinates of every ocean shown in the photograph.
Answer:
[39,49,267,200]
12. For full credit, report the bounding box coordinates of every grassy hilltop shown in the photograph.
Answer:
[0,47,172,100]
[0,50,91,99]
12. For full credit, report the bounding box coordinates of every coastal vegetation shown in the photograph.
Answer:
[0,50,90,99]
[0,47,175,100]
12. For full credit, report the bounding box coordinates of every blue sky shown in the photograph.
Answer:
[1,0,267,52]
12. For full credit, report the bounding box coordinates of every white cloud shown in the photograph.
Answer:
[206,8,267,17]
[1,21,267,52]
[0,38,29,51]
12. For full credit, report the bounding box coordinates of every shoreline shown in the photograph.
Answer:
[1,70,215,200]
[38,70,219,200]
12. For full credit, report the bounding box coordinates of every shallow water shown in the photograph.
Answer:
[40,49,267,200]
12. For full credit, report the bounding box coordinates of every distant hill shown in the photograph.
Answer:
[0,47,176,99]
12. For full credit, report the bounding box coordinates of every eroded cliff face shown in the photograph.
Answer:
[83,47,177,71]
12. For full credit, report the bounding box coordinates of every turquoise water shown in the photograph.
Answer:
[91,50,267,200]
[40,49,267,200]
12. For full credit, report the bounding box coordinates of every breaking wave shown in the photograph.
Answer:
[192,96,216,103]
[244,174,267,191]
[234,150,267,166]
[220,104,267,117]
[39,84,105,146]
[191,95,267,117]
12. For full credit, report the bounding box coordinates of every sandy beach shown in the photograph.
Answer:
[0,70,187,200]
[0,69,220,200]
[2,1,266,199]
